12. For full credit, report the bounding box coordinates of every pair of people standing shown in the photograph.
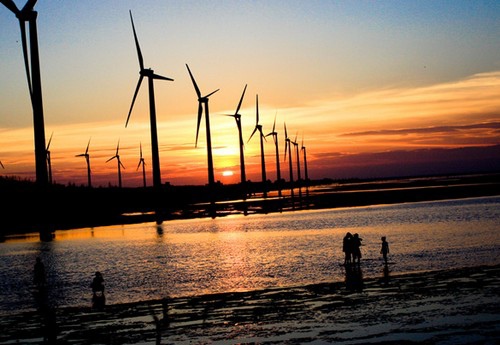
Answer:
[342,233,390,265]
[342,232,363,265]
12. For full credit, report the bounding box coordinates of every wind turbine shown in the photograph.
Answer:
[284,122,295,202]
[301,134,309,198]
[186,64,219,189]
[75,138,92,188]
[125,10,173,191]
[45,132,53,184]
[1,0,48,185]
[248,94,267,198]
[106,140,125,188]
[266,111,282,198]
[224,84,247,195]
[137,142,147,188]
[0,161,4,169]
[291,132,302,204]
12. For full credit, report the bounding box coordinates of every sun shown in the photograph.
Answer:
[222,170,234,177]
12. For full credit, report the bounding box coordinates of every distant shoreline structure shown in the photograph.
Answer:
[1,171,499,236]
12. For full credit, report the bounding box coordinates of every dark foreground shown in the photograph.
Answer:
[1,264,499,344]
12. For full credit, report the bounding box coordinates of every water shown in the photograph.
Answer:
[1,195,499,315]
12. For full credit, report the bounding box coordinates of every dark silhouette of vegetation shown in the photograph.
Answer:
[1,172,499,236]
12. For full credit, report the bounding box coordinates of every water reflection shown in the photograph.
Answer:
[381,264,390,287]
[0,196,498,315]
[32,257,58,343]
[344,264,364,292]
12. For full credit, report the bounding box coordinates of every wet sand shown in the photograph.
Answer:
[1,264,499,344]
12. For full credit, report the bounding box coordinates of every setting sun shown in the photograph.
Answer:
[222,170,234,177]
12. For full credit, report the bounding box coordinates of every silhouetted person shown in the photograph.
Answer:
[380,236,389,265]
[351,233,363,264]
[90,271,105,310]
[34,257,46,289]
[342,232,353,265]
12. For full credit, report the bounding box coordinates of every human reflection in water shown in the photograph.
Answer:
[344,263,364,292]
[90,271,106,310]
[380,262,392,287]
[34,257,46,289]
[32,257,58,343]
[151,298,170,345]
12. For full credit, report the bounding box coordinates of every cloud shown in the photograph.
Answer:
[311,144,500,180]
[340,121,500,137]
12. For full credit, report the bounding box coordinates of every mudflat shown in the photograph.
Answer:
[1,264,499,344]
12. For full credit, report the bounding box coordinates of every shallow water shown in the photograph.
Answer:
[0,195,499,315]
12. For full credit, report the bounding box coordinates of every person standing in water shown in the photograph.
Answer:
[380,236,390,265]
[90,271,105,310]
[342,232,353,265]
[351,233,363,264]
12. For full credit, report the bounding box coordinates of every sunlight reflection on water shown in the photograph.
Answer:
[0,196,499,315]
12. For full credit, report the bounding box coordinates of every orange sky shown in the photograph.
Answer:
[1,71,499,187]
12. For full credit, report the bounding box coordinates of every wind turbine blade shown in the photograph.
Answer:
[284,122,288,139]
[284,140,288,160]
[248,127,258,143]
[204,88,219,98]
[129,10,144,70]
[260,128,267,142]
[85,138,91,154]
[186,64,201,98]
[255,94,259,125]
[152,73,174,81]
[0,161,4,169]
[272,111,277,132]
[46,132,53,150]
[106,156,116,163]
[120,160,125,169]
[18,21,33,97]
[116,140,120,155]
[139,142,143,157]
[235,84,247,115]
[195,102,202,147]
[21,0,37,12]
[126,75,144,127]
[0,0,20,14]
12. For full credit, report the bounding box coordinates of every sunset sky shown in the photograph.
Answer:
[1,0,499,187]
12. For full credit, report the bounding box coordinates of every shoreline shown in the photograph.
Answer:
[1,264,499,344]
[2,172,500,236]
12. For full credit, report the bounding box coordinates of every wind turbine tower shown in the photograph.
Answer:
[137,142,147,188]
[301,135,309,198]
[225,84,248,197]
[126,10,173,191]
[186,64,219,190]
[75,138,92,187]
[45,132,53,184]
[248,95,267,198]
[292,132,302,203]
[1,0,49,185]
[106,140,125,188]
[284,123,295,202]
[266,111,282,198]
